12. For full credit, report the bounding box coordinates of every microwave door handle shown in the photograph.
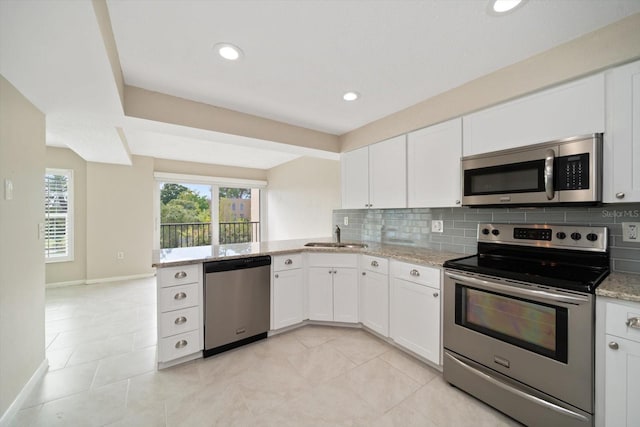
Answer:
[544,149,555,200]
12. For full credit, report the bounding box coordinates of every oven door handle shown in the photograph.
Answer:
[445,351,590,423]
[445,271,589,304]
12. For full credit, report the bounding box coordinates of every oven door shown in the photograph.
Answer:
[443,270,594,414]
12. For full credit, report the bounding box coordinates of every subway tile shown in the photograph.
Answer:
[610,247,640,261]
[492,212,526,223]
[613,259,640,274]
[463,213,493,222]
[452,221,480,229]
[524,212,566,223]
[440,243,466,254]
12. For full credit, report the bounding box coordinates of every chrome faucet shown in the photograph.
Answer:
[335,225,341,243]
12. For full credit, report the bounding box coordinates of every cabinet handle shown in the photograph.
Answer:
[175,339,188,349]
[275,274,279,278]
[410,269,420,277]
[174,292,187,300]
[456,200,461,205]
[608,341,619,350]
[433,292,439,297]
[371,260,379,267]
[284,259,293,265]
[362,272,366,276]
[626,317,640,329]
[616,192,625,199]
[174,271,187,279]
[174,316,187,325]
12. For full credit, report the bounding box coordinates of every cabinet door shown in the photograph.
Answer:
[390,278,440,364]
[369,135,407,209]
[604,60,640,203]
[463,73,605,156]
[604,335,640,427]
[308,267,334,321]
[341,147,369,209]
[333,267,359,323]
[360,270,389,336]
[408,118,462,208]
[272,269,304,330]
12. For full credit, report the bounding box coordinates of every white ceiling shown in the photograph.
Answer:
[2,1,640,169]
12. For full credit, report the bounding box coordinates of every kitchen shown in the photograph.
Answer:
[2,1,640,426]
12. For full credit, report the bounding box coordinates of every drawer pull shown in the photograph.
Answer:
[371,260,379,267]
[174,271,187,279]
[275,274,279,278]
[616,192,625,199]
[284,259,293,265]
[609,341,619,350]
[175,339,188,349]
[174,292,187,300]
[174,316,187,325]
[410,269,420,277]
[626,317,640,329]
[433,292,439,297]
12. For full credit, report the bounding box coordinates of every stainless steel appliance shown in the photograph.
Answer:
[461,134,603,207]
[203,255,271,357]
[443,223,610,427]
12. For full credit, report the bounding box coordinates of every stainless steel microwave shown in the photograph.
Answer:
[461,134,603,207]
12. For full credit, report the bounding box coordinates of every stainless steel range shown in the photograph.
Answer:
[443,223,610,427]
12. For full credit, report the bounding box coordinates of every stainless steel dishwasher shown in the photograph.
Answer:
[203,255,271,357]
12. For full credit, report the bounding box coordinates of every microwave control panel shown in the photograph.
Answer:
[557,153,589,190]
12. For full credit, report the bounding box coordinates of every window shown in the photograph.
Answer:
[45,169,74,262]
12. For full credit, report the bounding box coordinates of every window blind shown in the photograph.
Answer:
[45,169,73,261]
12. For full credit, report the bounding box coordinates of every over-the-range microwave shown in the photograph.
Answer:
[461,134,603,207]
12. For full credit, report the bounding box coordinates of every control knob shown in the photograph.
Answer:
[586,233,598,242]
[491,229,500,236]
[482,228,490,235]
[556,232,567,240]
[570,232,582,241]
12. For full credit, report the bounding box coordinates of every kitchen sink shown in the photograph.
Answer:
[304,242,368,249]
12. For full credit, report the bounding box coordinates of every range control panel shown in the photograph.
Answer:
[478,223,608,252]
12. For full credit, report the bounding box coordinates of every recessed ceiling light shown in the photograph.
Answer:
[343,91,359,102]
[488,0,526,15]
[214,43,243,61]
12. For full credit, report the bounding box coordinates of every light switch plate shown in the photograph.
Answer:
[622,222,640,242]
[432,220,444,233]
[343,216,349,226]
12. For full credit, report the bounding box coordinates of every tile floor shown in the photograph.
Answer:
[10,277,521,426]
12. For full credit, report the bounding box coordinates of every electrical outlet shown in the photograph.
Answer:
[622,222,640,242]
[432,220,444,233]
[343,216,349,226]
[117,251,125,260]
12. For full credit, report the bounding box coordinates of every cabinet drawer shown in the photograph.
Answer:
[307,253,357,268]
[273,253,302,271]
[606,300,640,342]
[159,329,201,362]
[390,261,440,288]
[159,283,199,312]
[360,255,389,274]
[158,264,199,288]
[160,306,200,338]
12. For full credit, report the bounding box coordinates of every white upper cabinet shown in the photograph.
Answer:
[604,60,640,203]
[407,118,462,207]
[341,147,369,209]
[341,135,407,209]
[463,73,605,156]
[369,135,407,209]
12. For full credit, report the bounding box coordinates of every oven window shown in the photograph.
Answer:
[455,285,568,363]
[464,159,545,196]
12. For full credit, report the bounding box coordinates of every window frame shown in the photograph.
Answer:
[44,168,74,263]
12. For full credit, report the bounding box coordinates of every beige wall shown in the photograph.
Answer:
[340,13,640,151]
[45,147,87,285]
[266,157,340,240]
[0,75,46,417]
[86,156,155,281]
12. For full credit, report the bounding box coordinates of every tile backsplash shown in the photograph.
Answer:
[333,204,640,274]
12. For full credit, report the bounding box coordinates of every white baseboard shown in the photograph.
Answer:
[46,273,156,288]
[0,358,48,427]
[85,273,155,285]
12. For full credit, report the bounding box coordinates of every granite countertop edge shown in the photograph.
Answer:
[596,272,640,304]
[152,238,464,270]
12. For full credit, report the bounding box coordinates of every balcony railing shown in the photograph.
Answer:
[160,222,260,248]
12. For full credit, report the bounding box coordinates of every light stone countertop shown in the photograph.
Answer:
[596,272,640,303]
[152,238,465,270]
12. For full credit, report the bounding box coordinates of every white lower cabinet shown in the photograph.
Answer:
[360,255,389,336]
[272,254,304,330]
[307,253,358,323]
[601,298,640,427]
[390,261,441,365]
[156,264,203,367]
